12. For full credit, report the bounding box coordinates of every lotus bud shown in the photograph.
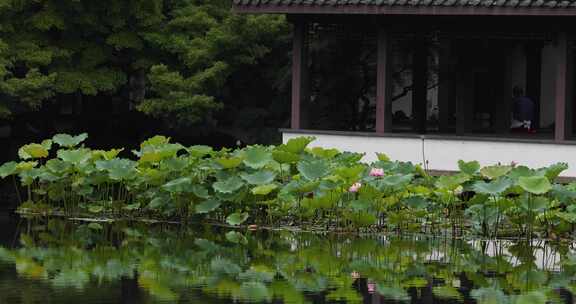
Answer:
[349,182,362,193]
[369,168,384,177]
[367,282,376,294]
[511,161,518,167]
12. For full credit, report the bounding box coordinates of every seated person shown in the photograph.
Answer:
[510,86,535,133]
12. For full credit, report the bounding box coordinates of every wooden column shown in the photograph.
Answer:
[438,38,455,133]
[376,27,392,133]
[412,34,428,134]
[554,32,570,141]
[291,21,307,130]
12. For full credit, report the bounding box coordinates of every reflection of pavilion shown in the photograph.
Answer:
[234,2,576,176]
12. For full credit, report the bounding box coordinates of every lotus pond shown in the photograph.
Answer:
[1,215,576,303]
[1,133,576,239]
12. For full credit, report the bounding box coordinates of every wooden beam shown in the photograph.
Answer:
[291,21,307,130]
[554,32,569,141]
[376,27,391,133]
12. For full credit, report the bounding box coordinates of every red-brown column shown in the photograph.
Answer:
[376,27,391,133]
[555,32,569,141]
[291,21,307,130]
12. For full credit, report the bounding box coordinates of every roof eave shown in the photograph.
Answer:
[232,4,576,16]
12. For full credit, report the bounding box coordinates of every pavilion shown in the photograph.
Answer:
[233,0,576,175]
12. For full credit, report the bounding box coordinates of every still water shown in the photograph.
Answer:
[0,213,575,304]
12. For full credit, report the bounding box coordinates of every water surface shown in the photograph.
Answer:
[0,214,574,304]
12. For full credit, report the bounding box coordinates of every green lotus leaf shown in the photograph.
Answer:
[251,184,278,195]
[309,147,340,159]
[87,223,103,230]
[278,136,315,154]
[0,162,17,178]
[162,157,188,171]
[507,166,536,179]
[18,144,49,159]
[379,174,414,188]
[188,145,213,158]
[57,149,91,165]
[520,195,549,211]
[216,157,243,169]
[139,143,184,163]
[297,159,329,180]
[243,146,273,169]
[195,199,221,214]
[349,199,371,211]
[376,153,391,162]
[213,176,244,193]
[123,203,141,211]
[225,231,248,245]
[192,185,211,199]
[53,133,88,148]
[472,178,513,195]
[334,165,365,181]
[435,173,469,190]
[514,291,546,304]
[480,165,512,180]
[162,177,192,193]
[88,205,104,213]
[92,148,124,160]
[226,212,249,226]
[543,162,568,181]
[240,170,277,185]
[458,160,480,175]
[140,135,170,148]
[95,159,136,181]
[272,150,300,164]
[470,288,508,304]
[345,211,377,227]
[404,196,428,209]
[517,176,551,194]
[16,161,38,171]
[433,286,462,301]
[375,285,410,302]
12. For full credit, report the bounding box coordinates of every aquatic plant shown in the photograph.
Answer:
[0,133,574,238]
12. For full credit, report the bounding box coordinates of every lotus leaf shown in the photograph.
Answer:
[433,286,463,301]
[520,196,549,211]
[88,223,103,230]
[517,176,551,194]
[376,285,410,301]
[435,173,469,190]
[123,203,141,211]
[213,176,244,193]
[345,211,377,227]
[297,160,329,181]
[272,150,300,164]
[240,170,276,185]
[239,282,272,302]
[162,177,192,193]
[16,161,37,171]
[458,160,480,175]
[309,147,339,159]
[513,291,546,304]
[52,133,88,148]
[278,136,315,154]
[0,162,17,178]
[88,205,104,213]
[376,152,391,162]
[95,159,136,181]
[379,174,414,189]
[349,199,371,211]
[543,162,568,181]
[243,147,273,169]
[334,165,364,181]
[508,166,536,179]
[92,149,124,160]
[480,165,512,179]
[140,135,170,148]
[216,157,243,169]
[57,149,91,165]
[472,178,513,195]
[470,288,509,304]
[18,143,49,159]
[192,185,211,199]
[45,159,71,174]
[195,199,221,214]
[404,196,428,209]
[226,212,249,226]
[225,231,248,245]
[251,184,278,195]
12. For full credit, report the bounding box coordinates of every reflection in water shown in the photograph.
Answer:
[0,217,575,303]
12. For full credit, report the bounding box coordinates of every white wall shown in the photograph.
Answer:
[283,131,576,177]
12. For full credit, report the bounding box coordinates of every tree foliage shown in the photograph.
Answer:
[0,0,289,128]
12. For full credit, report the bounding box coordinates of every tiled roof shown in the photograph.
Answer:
[233,0,576,11]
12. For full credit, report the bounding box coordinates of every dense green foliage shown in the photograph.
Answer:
[1,133,575,239]
[0,0,288,129]
[1,219,576,303]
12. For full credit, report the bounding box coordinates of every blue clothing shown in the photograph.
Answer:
[513,96,535,122]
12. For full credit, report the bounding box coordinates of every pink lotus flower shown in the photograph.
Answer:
[349,182,362,193]
[369,168,384,177]
[511,161,518,167]
[367,282,376,294]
